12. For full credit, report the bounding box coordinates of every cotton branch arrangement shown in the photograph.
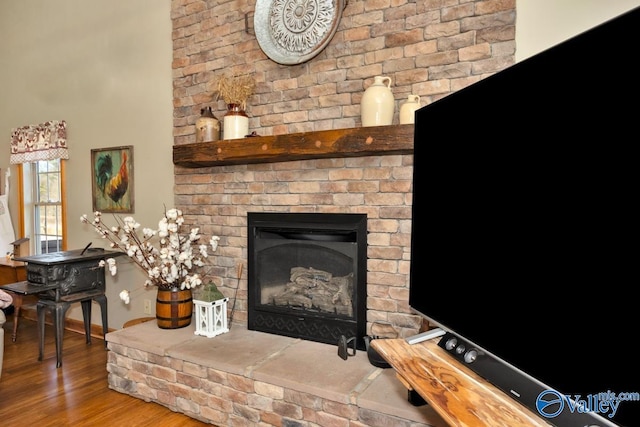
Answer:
[81,208,220,304]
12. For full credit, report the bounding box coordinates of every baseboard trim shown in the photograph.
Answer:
[19,306,116,339]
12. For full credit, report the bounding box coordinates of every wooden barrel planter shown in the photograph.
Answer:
[156,288,193,329]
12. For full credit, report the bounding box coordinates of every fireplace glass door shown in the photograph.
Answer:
[248,213,367,349]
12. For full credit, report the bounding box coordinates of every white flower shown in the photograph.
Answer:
[106,258,118,276]
[119,290,130,304]
[166,208,180,220]
[210,236,220,251]
[81,208,220,305]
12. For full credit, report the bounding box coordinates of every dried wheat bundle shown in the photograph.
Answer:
[216,74,256,110]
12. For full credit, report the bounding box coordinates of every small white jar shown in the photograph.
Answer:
[399,95,421,124]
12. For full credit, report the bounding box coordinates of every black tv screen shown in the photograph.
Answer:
[409,7,639,427]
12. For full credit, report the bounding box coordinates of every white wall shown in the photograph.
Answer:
[516,0,640,61]
[0,0,174,328]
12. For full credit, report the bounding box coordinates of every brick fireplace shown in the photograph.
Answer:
[114,129,450,425]
[106,3,516,423]
[171,1,515,339]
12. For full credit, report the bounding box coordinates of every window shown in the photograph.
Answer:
[34,159,63,253]
[18,159,67,255]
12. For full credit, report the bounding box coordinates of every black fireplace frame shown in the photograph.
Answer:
[247,212,367,350]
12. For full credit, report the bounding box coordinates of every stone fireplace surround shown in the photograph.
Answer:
[112,1,515,421]
[105,126,439,425]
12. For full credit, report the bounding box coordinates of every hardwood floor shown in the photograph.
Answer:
[0,315,210,426]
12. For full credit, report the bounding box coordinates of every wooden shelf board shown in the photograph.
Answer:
[173,124,414,167]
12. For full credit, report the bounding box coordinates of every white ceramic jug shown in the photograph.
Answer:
[361,76,394,126]
[399,95,421,124]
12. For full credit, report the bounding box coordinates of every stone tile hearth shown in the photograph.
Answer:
[106,322,447,426]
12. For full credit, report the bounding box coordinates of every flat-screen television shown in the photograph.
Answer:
[409,7,639,427]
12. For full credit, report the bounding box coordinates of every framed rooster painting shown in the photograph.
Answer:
[91,146,134,213]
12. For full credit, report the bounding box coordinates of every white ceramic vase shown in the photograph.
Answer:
[361,76,394,126]
[399,95,421,124]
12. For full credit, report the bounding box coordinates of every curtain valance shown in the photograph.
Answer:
[10,120,68,164]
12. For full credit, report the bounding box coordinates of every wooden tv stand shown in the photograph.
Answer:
[371,338,552,427]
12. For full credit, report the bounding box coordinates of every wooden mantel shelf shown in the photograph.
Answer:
[173,124,414,167]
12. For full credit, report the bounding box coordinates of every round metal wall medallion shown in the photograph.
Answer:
[254,0,345,65]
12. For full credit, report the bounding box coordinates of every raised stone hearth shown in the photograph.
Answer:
[106,322,447,426]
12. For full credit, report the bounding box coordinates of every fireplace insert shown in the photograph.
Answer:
[248,212,367,350]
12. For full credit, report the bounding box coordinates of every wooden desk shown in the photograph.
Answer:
[0,258,27,284]
[371,338,552,427]
[0,258,37,342]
